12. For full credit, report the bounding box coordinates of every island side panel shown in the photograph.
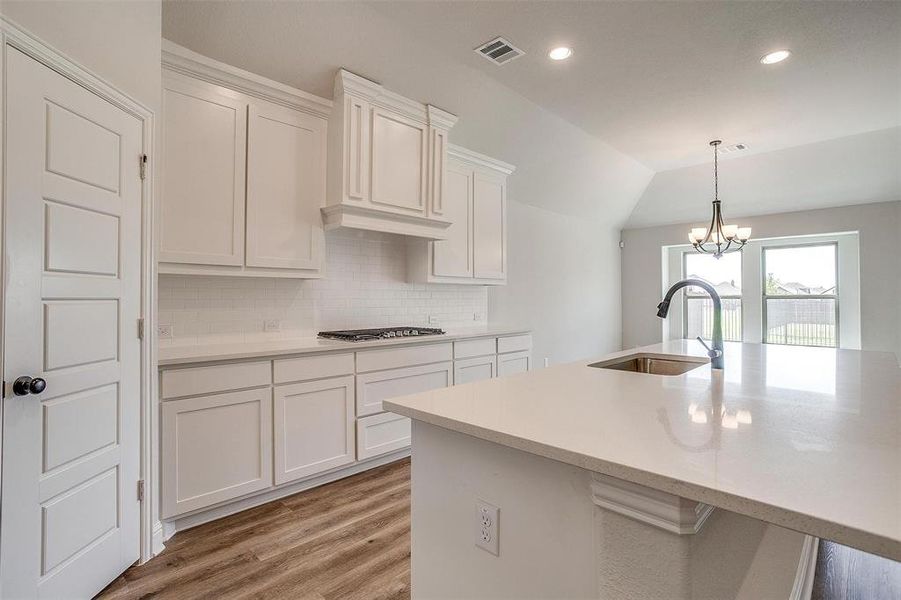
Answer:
[409,421,598,599]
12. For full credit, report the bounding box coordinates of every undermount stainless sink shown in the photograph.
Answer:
[588,353,707,376]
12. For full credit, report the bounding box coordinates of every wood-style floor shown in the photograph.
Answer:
[97,459,411,600]
[98,456,900,600]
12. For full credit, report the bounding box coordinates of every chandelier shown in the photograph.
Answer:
[688,140,751,258]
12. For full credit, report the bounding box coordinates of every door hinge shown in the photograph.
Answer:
[137,480,145,502]
[137,318,145,340]
[140,154,148,181]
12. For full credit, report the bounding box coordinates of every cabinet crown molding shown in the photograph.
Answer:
[162,39,332,118]
[448,144,516,175]
[427,105,458,131]
[590,472,714,535]
[334,69,454,126]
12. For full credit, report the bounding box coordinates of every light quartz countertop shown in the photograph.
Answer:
[158,325,530,366]
[385,340,901,561]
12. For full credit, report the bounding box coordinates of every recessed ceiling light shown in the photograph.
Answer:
[760,49,791,65]
[548,47,573,61]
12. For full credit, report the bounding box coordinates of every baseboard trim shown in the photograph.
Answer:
[162,449,410,539]
[790,535,820,600]
[151,521,165,558]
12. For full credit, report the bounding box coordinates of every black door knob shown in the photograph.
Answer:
[12,376,46,396]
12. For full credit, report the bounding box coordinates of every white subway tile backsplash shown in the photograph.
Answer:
[159,229,487,344]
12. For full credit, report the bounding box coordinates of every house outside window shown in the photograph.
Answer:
[683,252,742,342]
[763,243,838,347]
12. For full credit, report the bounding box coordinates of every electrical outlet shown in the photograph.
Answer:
[475,500,499,556]
[543,357,549,368]
[263,319,281,332]
[428,314,439,325]
[157,324,173,339]
[473,312,484,322]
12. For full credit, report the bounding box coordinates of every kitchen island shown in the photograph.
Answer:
[385,341,900,599]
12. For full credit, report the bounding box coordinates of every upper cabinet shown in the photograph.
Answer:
[324,70,458,240]
[159,41,331,278]
[408,145,515,285]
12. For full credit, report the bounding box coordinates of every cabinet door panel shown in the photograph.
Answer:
[160,76,246,266]
[246,103,326,270]
[370,108,427,214]
[498,351,531,377]
[274,376,355,485]
[356,361,452,416]
[432,161,472,278]
[356,413,411,460]
[473,171,506,279]
[454,356,496,384]
[161,388,272,518]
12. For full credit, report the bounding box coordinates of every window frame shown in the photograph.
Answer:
[681,250,743,342]
[761,241,840,348]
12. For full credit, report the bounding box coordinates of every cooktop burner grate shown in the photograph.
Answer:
[318,327,446,342]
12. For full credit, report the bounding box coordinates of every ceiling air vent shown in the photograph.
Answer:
[474,36,525,65]
[718,143,749,155]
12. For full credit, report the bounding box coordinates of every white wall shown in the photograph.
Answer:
[158,229,487,345]
[1,1,161,113]
[621,201,901,361]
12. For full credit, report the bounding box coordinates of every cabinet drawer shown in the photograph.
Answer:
[497,334,532,354]
[454,356,496,385]
[356,412,411,460]
[497,350,531,377]
[161,361,271,399]
[274,376,355,485]
[274,353,354,384]
[356,342,452,373]
[356,361,452,417]
[161,388,273,518]
[453,337,497,359]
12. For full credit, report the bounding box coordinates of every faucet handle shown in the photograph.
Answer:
[695,336,722,359]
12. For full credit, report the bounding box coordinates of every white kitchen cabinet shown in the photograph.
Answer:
[356,412,412,461]
[273,376,355,485]
[498,350,532,376]
[246,103,326,271]
[408,145,514,285]
[356,361,453,417]
[161,388,273,518]
[454,355,497,384]
[160,74,246,266]
[159,41,331,278]
[324,70,457,239]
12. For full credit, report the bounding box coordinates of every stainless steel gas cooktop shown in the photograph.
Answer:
[317,327,446,342]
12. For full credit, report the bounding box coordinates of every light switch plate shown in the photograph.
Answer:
[263,319,281,332]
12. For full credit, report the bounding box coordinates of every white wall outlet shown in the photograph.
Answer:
[157,324,173,339]
[473,312,484,322]
[543,357,549,368]
[428,314,440,325]
[263,319,281,332]
[475,500,499,556]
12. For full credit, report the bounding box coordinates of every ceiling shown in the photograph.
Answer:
[162,0,901,226]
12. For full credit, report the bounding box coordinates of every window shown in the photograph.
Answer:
[763,244,838,347]
[683,252,742,342]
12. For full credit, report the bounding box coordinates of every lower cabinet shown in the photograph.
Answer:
[273,375,355,485]
[161,388,273,518]
[356,361,453,417]
[356,412,412,460]
[454,355,497,384]
[498,350,532,376]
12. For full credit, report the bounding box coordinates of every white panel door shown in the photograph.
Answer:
[1,47,142,599]
[160,73,247,266]
[432,161,472,278]
[274,376,355,485]
[246,103,326,270]
[454,356,497,385]
[370,107,427,214]
[473,170,506,280]
[161,388,273,518]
